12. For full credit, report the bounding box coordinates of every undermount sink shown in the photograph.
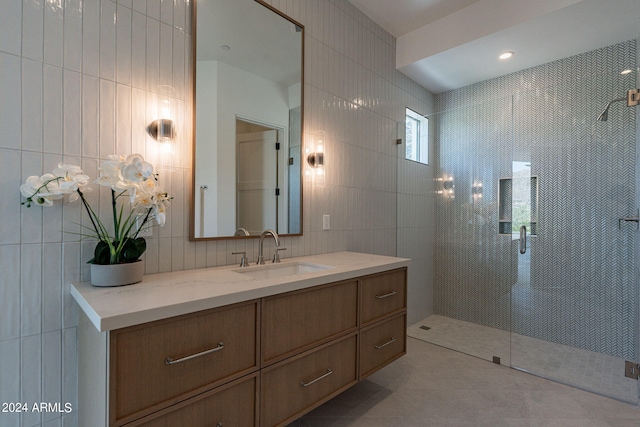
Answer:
[233,261,333,280]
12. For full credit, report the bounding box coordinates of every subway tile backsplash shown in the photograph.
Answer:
[0,0,432,426]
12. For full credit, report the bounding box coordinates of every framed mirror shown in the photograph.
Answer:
[191,0,304,239]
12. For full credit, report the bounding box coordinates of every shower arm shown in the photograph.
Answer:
[597,89,640,121]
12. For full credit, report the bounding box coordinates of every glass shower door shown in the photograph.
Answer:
[510,69,638,403]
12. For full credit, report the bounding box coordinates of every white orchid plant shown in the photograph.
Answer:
[20,154,172,265]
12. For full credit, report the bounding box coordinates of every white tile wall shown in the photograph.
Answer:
[0,0,432,426]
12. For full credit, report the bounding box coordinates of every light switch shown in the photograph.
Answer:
[322,215,330,230]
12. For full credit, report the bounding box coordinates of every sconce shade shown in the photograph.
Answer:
[307,152,324,168]
[148,118,176,141]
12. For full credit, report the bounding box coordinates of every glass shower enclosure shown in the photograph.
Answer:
[410,38,639,403]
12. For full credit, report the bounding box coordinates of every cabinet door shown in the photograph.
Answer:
[360,269,407,326]
[261,280,358,365]
[261,334,358,427]
[110,300,259,425]
[126,374,258,427]
[360,313,406,379]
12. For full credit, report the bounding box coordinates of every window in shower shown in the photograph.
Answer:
[405,108,428,164]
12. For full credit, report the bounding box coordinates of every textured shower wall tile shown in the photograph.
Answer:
[146,17,160,91]
[131,11,147,89]
[0,0,21,56]
[82,75,100,158]
[62,327,78,415]
[99,79,116,157]
[174,0,187,31]
[0,52,21,150]
[22,59,43,152]
[116,5,133,85]
[0,245,20,340]
[44,0,64,67]
[42,330,62,423]
[62,242,81,329]
[22,0,44,62]
[172,29,186,97]
[63,70,82,156]
[116,84,132,154]
[0,338,20,427]
[42,243,62,333]
[21,334,43,427]
[83,0,100,78]
[99,0,117,81]
[44,64,64,155]
[21,244,43,336]
[159,23,173,87]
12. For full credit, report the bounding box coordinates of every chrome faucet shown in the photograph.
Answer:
[257,229,279,264]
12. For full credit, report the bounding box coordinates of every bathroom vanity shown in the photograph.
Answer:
[71,251,409,427]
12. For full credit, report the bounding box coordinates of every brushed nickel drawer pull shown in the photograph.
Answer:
[165,342,225,365]
[375,291,397,299]
[374,337,396,349]
[300,368,333,387]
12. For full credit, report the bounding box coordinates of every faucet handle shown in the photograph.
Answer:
[231,251,248,267]
[272,247,287,263]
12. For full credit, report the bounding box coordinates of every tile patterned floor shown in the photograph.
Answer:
[408,315,638,403]
[289,337,640,426]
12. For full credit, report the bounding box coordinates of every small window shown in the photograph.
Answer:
[405,108,428,165]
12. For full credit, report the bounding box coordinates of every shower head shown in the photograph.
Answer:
[597,108,609,122]
[597,97,627,121]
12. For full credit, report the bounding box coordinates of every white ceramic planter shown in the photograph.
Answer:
[90,260,144,287]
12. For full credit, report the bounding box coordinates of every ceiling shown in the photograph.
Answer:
[349,0,639,94]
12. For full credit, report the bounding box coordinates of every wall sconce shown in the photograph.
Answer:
[307,151,324,168]
[148,118,175,141]
[306,131,325,182]
[147,86,177,170]
[147,85,176,142]
[472,182,483,198]
[434,176,454,197]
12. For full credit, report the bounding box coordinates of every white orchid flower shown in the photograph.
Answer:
[121,154,153,183]
[52,163,90,194]
[20,174,65,207]
[20,154,172,265]
[95,159,125,188]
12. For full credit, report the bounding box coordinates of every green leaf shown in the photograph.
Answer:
[90,241,112,265]
[120,237,146,263]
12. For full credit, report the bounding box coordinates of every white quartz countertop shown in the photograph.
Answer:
[71,251,410,332]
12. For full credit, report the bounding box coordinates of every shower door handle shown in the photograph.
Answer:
[519,226,527,254]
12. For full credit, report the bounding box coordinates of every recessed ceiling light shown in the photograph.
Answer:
[621,68,633,75]
[499,51,514,60]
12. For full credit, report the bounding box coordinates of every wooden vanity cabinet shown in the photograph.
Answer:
[78,266,407,427]
[111,301,260,424]
[79,300,260,427]
[359,312,407,379]
[358,269,407,379]
[259,268,407,426]
[261,279,359,365]
[261,333,358,426]
[360,268,407,326]
[125,373,259,427]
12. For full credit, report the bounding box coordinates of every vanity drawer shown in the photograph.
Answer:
[360,268,407,326]
[110,300,260,425]
[360,312,406,379]
[260,333,358,427]
[261,279,358,365]
[125,373,258,427]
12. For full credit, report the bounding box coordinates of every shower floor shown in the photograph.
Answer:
[408,314,639,403]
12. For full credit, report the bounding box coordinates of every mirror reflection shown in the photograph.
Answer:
[192,0,303,239]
